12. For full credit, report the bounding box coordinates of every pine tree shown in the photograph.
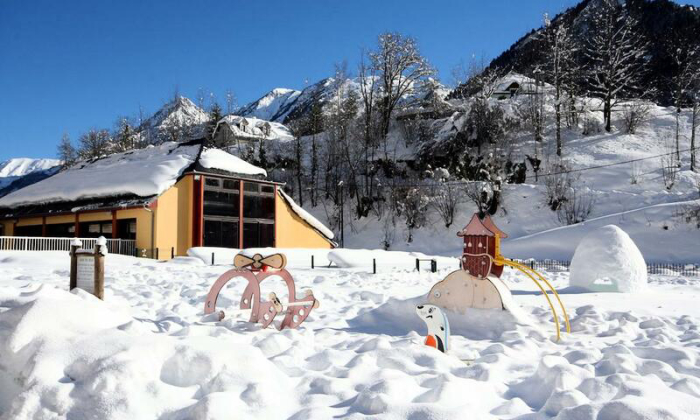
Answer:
[113,117,137,152]
[207,102,223,145]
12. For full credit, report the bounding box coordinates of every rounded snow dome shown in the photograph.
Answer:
[569,225,647,293]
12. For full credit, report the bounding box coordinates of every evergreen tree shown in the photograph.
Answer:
[207,102,224,145]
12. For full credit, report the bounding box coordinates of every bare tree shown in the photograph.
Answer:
[668,41,700,162]
[621,101,651,134]
[691,88,699,171]
[557,186,595,225]
[542,15,579,156]
[661,139,679,190]
[431,178,462,228]
[57,133,77,167]
[288,120,305,207]
[584,1,648,132]
[78,129,111,160]
[369,32,435,154]
[222,90,235,115]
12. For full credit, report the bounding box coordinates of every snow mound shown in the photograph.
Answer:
[348,295,528,341]
[0,285,295,419]
[198,148,267,177]
[569,225,647,292]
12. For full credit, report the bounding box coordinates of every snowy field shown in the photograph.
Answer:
[1,250,700,419]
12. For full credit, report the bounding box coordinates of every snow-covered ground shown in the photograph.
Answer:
[2,249,700,419]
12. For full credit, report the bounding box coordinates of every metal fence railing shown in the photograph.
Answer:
[513,258,700,277]
[0,236,137,257]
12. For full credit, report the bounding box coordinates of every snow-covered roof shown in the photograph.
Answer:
[0,142,200,208]
[215,115,294,142]
[198,148,266,177]
[278,189,335,243]
[0,141,270,210]
[493,73,550,95]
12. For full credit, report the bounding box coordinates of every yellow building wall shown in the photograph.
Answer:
[45,215,75,225]
[275,193,333,249]
[16,217,43,227]
[152,175,194,259]
[0,220,14,235]
[116,208,153,256]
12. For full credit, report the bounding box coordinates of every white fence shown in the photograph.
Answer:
[0,236,137,256]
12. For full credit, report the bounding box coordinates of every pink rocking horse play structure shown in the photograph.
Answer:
[203,252,319,330]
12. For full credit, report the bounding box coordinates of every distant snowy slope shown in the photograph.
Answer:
[139,97,210,143]
[0,158,61,190]
[0,158,61,178]
[235,88,301,122]
[236,76,448,125]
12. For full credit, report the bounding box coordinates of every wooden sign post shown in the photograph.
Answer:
[69,236,106,299]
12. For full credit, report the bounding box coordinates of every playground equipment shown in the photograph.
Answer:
[428,213,571,341]
[204,252,319,330]
[416,304,450,353]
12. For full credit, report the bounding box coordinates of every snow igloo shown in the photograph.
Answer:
[569,225,647,293]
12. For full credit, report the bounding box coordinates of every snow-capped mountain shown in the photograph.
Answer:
[0,158,62,198]
[235,88,302,123]
[0,158,60,179]
[0,158,61,189]
[138,96,211,143]
[236,76,449,126]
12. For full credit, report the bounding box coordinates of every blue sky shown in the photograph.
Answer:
[1,0,695,162]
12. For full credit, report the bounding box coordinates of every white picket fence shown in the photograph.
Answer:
[0,236,137,256]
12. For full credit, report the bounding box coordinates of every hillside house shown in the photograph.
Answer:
[0,140,335,259]
[212,116,293,155]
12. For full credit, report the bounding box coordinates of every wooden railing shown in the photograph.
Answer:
[0,236,137,257]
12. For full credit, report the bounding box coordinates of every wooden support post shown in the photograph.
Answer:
[94,241,105,300]
[69,242,80,290]
[171,247,174,259]
[416,258,420,272]
[373,258,376,274]
[311,255,315,269]
[431,259,437,273]
[111,210,117,240]
[211,252,215,266]
[155,248,159,260]
[239,180,244,248]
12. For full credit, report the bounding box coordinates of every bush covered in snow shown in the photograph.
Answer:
[569,225,647,292]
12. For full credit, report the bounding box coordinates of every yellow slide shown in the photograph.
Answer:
[497,258,571,342]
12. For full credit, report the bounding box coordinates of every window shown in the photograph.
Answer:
[204,219,239,248]
[14,225,42,237]
[243,221,274,248]
[201,177,276,249]
[243,195,274,219]
[79,222,112,238]
[223,179,239,190]
[46,223,74,238]
[204,190,239,217]
[117,219,136,240]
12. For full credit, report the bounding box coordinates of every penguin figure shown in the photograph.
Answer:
[416,304,450,353]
